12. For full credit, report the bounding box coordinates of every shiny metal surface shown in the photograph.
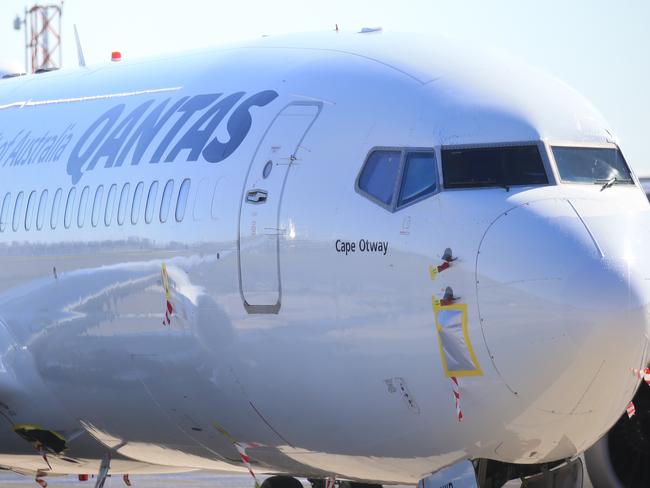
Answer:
[0,32,647,484]
[0,474,286,487]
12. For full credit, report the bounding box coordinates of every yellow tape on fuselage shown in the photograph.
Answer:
[432,300,483,378]
[161,262,172,301]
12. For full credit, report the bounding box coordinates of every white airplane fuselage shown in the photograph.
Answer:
[0,33,648,484]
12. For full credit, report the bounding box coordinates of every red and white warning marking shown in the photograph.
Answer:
[631,367,650,386]
[450,376,463,422]
[235,442,268,488]
[163,299,174,326]
[212,422,271,488]
[238,442,266,450]
[626,401,636,418]
[436,261,450,274]
[325,477,336,488]
[429,262,451,281]
[161,263,174,326]
[39,450,51,470]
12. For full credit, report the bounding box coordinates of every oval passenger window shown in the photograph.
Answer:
[176,179,191,222]
[145,181,159,224]
[36,190,48,231]
[160,179,174,223]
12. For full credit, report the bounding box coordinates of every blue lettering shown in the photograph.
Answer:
[115,97,189,167]
[6,131,30,167]
[150,93,219,164]
[166,92,244,162]
[67,104,125,183]
[38,136,57,163]
[203,90,278,163]
[90,99,155,169]
[1,131,23,167]
[51,126,74,162]
[63,89,280,183]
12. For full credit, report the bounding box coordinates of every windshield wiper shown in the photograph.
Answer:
[497,176,510,192]
[597,177,620,191]
[596,177,633,191]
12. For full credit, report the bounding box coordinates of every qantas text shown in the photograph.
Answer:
[66,90,278,183]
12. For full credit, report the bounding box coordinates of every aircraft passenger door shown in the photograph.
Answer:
[238,102,322,314]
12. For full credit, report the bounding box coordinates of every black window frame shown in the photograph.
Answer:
[355,147,440,212]
[440,141,553,191]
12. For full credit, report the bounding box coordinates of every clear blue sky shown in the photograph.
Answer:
[1,0,649,174]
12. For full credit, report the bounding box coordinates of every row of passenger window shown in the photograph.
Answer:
[0,179,191,233]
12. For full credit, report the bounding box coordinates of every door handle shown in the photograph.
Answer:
[246,189,268,204]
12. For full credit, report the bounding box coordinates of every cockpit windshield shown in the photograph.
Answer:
[552,146,633,185]
[442,145,548,190]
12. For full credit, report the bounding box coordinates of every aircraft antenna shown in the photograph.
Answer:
[73,24,86,67]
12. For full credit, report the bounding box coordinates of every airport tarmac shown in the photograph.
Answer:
[0,472,595,487]
[0,472,257,487]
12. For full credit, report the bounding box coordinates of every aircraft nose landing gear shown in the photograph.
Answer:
[261,477,384,488]
[261,476,305,488]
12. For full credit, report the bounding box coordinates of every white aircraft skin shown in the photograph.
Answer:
[0,63,22,78]
[0,32,648,484]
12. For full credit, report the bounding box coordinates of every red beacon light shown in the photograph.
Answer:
[111,51,122,62]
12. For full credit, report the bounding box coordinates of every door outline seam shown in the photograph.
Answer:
[237,101,323,314]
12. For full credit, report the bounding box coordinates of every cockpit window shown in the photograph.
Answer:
[357,148,440,211]
[358,150,402,205]
[398,152,437,207]
[442,145,548,189]
[552,146,633,185]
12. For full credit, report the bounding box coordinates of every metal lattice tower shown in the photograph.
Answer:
[25,3,63,73]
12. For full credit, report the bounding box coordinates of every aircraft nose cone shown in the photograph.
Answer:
[477,199,650,426]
